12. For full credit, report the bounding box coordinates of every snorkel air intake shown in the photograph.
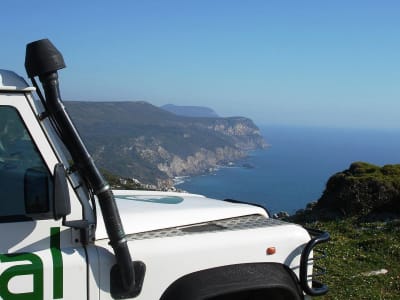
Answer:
[25,39,144,298]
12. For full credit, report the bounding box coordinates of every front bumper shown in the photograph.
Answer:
[300,228,330,296]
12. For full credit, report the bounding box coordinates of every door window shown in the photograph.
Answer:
[0,106,51,221]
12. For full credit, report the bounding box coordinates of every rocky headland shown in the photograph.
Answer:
[65,101,267,188]
[290,161,400,222]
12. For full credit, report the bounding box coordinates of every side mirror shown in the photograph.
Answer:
[25,163,71,220]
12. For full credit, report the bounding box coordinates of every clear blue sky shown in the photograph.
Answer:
[2,0,400,129]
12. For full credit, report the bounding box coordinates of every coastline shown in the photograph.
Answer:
[173,155,258,186]
[173,176,190,186]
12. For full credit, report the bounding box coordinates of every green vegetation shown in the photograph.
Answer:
[101,169,149,190]
[346,162,400,183]
[302,218,400,300]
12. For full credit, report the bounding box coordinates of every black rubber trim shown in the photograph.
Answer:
[110,261,146,299]
[160,263,303,300]
[0,215,32,223]
[223,198,271,217]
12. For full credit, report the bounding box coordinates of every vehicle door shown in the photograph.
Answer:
[0,101,88,300]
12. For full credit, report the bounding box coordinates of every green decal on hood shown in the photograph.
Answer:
[116,195,184,204]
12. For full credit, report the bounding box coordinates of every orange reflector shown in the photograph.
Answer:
[266,247,276,255]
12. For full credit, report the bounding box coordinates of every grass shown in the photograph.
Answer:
[307,218,400,299]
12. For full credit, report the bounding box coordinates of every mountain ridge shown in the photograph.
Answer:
[161,104,219,118]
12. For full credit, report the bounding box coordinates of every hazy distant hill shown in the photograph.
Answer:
[65,101,266,187]
[161,104,219,118]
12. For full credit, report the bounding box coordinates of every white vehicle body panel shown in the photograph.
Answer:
[96,190,268,239]
[94,213,309,300]
[0,69,35,91]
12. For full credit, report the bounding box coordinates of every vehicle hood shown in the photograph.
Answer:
[95,190,267,240]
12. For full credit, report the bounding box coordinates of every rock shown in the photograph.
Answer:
[273,211,290,219]
[242,163,254,169]
[361,269,388,277]
[312,162,400,220]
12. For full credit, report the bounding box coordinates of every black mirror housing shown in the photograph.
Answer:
[53,163,71,220]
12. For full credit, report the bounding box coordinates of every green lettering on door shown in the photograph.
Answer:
[0,252,43,300]
[50,227,63,299]
[0,227,63,300]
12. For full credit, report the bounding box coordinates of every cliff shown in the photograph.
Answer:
[65,101,267,187]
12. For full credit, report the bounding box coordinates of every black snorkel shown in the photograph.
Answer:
[25,39,144,298]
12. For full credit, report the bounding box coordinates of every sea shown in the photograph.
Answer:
[176,126,400,215]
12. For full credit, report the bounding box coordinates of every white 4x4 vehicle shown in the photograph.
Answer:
[0,39,329,300]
